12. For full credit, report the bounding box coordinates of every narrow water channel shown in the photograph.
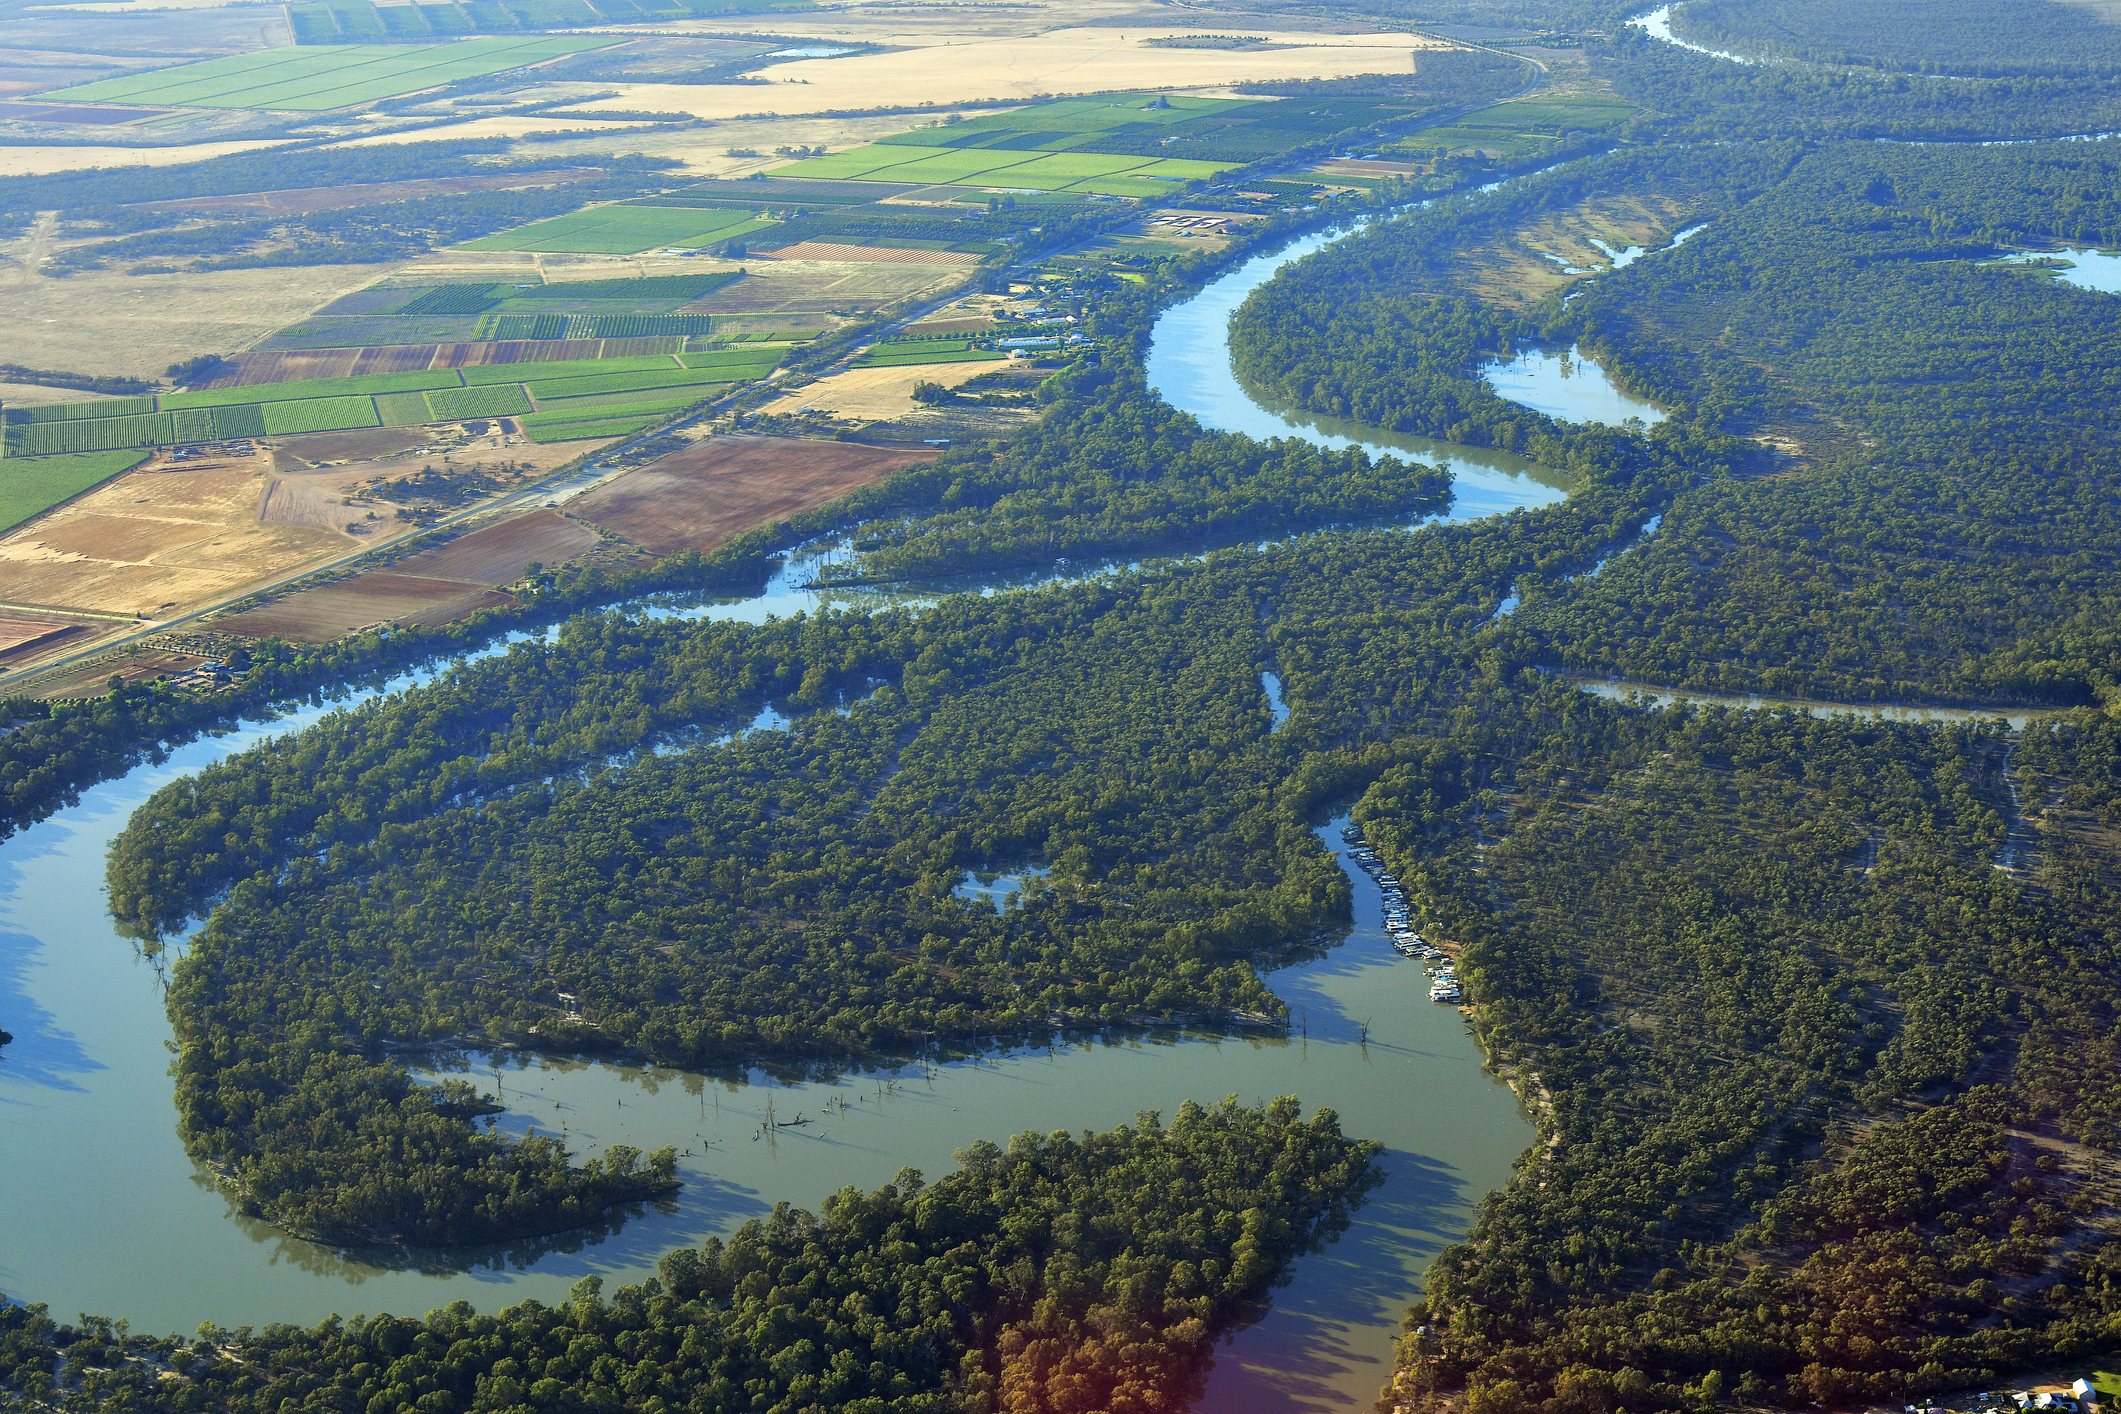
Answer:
[1,207,1553,1414]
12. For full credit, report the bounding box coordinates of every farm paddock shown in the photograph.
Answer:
[569,435,939,557]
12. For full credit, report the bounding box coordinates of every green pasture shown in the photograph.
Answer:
[44,36,614,112]
[459,206,766,255]
[772,133,1234,192]
[0,451,151,532]
[1455,98,1638,132]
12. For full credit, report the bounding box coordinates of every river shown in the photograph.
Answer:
[0,209,1569,1414]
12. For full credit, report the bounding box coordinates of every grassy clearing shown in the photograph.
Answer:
[459,206,765,254]
[0,450,151,531]
[44,36,615,112]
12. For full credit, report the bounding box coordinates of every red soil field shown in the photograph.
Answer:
[389,509,597,586]
[220,574,515,643]
[570,436,940,557]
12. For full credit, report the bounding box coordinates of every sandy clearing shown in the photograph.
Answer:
[759,359,999,421]
[0,138,293,178]
[0,260,405,379]
[521,28,1449,121]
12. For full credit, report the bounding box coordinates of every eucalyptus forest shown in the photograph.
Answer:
[6,0,2121,1412]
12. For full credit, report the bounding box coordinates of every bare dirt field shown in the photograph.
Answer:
[0,453,345,617]
[138,168,604,218]
[757,242,984,266]
[271,427,434,467]
[389,509,598,585]
[0,256,402,379]
[688,261,970,315]
[760,360,999,421]
[571,435,938,556]
[217,573,515,643]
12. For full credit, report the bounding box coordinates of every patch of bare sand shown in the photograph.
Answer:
[0,454,347,617]
[760,359,998,421]
[0,260,404,380]
[0,138,293,178]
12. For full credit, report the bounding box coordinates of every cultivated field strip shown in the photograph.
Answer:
[45,35,617,112]
[1,349,786,455]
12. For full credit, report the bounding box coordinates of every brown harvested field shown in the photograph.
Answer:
[207,339,625,387]
[441,339,606,367]
[0,609,88,659]
[683,262,969,315]
[217,574,516,644]
[756,242,983,266]
[1315,158,1428,179]
[905,315,999,335]
[0,454,347,617]
[571,435,938,557]
[0,258,400,379]
[272,426,434,466]
[259,477,359,534]
[389,509,598,585]
[0,101,167,124]
[759,359,999,421]
[135,168,602,219]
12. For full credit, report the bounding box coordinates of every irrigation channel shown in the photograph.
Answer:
[1,197,1664,1412]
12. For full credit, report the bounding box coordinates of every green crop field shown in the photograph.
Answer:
[212,405,268,439]
[165,370,463,410]
[523,366,745,403]
[373,391,438,426]
[1455,98,1638,131]
[458,206,766,255]
[675,350,786,371]
[261,397,383,436]
[170,408,218,443]
[526,386,727,415]
[425,385,533,419]
[0,450,151,532]
[42,36,616,112]
[522,412,668,443]
[773,138,1235,192]
[6,413,170,456]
